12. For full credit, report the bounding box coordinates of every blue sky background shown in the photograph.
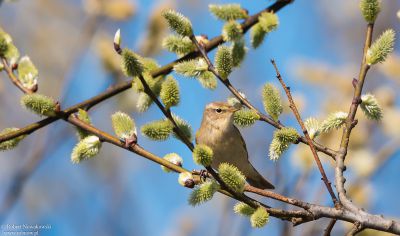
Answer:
[1,0,400,235]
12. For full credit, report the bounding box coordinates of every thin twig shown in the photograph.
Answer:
[270,59,339,206]
[1,58,33,94]
[323,219,337,236]
[335,23,374,212]
[245,185,312,210]
[137,74,194,151]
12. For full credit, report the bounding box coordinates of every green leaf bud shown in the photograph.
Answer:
[161,153,183,173]
[215,45,233,80]
[366,29,395,65]
[114,29,121,48]
[20,93,57,117]
[233,202,256,217]
[17,56,38,90]
[162,35,195,56]
[218,163,246,193]
[262,83,283,121]
[111,111,137,140]
[162,9,193,37]
[141,119,173,141]
[173,58,208,78]
[250,207,269,228]
[360,94,383,120]
[193,144,214,166]
[0,128,26,151]
[188,180,220,206]
[360,0,380,23]
[121,48,144,77]
[233,109,260,127]
[71,135,102,164]
[209,4,248,21]
[222,21,243,42]
[160,76,180,109]
[320,111,348,133]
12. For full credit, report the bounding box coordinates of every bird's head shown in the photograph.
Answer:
[203,102,239,128]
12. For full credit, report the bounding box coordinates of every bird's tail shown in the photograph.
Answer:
[245,164,275,189]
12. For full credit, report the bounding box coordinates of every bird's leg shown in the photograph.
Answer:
[192,169,210,182]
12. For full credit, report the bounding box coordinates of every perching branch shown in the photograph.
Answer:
[270,59,339,206]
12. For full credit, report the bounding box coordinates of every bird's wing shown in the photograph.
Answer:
[232,125,249,161]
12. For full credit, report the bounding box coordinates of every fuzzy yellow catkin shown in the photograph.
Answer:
[188,180,220,206]
[160,76,180,109]
[214,45,233,80]
[218,163,246,193]
[0,128,26,151]
[233,109,260,127]
[197,71,217,90]
[209,4,248,21]
[17,56,38,90]
[162,35,195,56]
[161,153,183,173]
[360,0,381,23]
[111,111,136,140]
[71,135,102,164]
[366,29,396,65]
[231,39,247,67]
[162,9,193,37]
[222,21,243,42]
[141,120,173,141]
[121,48,143,77]
[20,94,57,117]
[250,207,269,228]
[262,83,283,121]
[193,144,213,166]
[170,114,192,141]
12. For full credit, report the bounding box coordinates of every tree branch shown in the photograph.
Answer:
[271,59,338,206]
[0,0,293,143]
[335,23,374,212]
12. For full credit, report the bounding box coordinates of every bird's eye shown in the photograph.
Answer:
[216,108,222,113]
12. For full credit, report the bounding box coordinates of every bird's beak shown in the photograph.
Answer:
[230,107,241,112]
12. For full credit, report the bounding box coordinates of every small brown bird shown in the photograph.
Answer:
[196,102,275,189]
